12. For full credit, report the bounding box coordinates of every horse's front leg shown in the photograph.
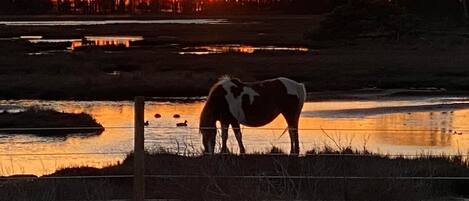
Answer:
[221,122,229,153]
[288,127,300,154]
[231,122,246,154]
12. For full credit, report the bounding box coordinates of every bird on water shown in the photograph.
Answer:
[177,120,188,127]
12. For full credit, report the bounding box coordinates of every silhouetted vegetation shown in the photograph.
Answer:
[0,0,343,15]
[0,0,53,14]
[308,0,421,41]
[0,107,104,136]
[0,147,468,200]
[307,0,469,41]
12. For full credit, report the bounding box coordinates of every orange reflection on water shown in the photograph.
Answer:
[1,99,469,176]
[179,45,310,55]
[206,45,256,54]
[70,36,143,50]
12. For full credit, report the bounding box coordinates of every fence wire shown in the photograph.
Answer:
[0,126,467,157]
[1,126,468,132]
[1,174,468,181]
[0,125,467,182]
[0,152,468,157]
[0,152,128,156]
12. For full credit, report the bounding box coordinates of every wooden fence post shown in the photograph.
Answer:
[134,96,145,201]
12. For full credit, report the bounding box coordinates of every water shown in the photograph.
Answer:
[0,19,229,26]
[179,44,310,55]
[71,36,143,50]
[1,97,469,176]
[24,38,310,56]
[27,36,144,51]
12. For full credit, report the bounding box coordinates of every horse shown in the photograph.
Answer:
[199,76,306,154]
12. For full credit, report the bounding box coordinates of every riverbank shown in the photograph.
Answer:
[1,15,469,100]
[0,107,104,136]
[1,147,468,200]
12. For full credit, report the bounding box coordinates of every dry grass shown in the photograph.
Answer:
[0,146,468,200]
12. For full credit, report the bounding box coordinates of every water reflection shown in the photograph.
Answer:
[0,19,229,26]
[28,36,143,51]
[71,36,143,50]
[0,98,468,175]
[179,44,310,55]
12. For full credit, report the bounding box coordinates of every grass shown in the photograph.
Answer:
[0,146,467,200]
[0,107,104,136]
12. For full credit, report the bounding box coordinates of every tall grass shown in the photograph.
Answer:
[1,146,467,200]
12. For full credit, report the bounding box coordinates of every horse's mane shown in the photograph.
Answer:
[218,75,232,82]
[208,75,243,96]
[201,76,236,130]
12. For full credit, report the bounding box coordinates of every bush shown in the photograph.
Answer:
[307,0,421,41]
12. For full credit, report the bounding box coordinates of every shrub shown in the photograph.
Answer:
[307,0,421,41]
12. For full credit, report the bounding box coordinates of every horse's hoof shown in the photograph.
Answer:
[221,148,230,154]
[290,150,300,155]
[240,148,246,154]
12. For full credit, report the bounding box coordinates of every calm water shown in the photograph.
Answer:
[1,97,469,176]
[179,45,310,55]
[27,36,144,51]
[20,36,311,56]
[0,19,229,26]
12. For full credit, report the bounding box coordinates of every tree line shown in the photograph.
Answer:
[0,0,342,15]
[0,0,468,17]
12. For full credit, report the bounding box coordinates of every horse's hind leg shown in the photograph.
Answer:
[283,112,300,154]
[288,123,300,154]
[221,122,229,153]
[231,122,246,154]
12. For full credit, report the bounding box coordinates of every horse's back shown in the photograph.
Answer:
[207,76,305,126]
[240,77,305,126]
[251,77,305,103]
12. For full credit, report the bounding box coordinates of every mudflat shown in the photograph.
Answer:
[1,15,469,100]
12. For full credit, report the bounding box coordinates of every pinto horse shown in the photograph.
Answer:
[200,76,306,154]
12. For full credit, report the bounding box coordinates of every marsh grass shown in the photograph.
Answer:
[0,107,104,136]
[0,146,467,200]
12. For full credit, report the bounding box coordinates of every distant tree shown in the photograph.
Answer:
[0,0,14,14]
[396,0,464,22]
[136,1,151,13]
[10,0,53,14]
[117,0,126,13]
[58,0,72,13]
[181,0,196,14]
[149,0,161,13]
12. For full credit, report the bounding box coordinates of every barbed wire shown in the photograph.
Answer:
[0,126,129,131]
[1,174,468,181]
[0,126,468,132]
[0,152,128,156]
[0,152,467,157]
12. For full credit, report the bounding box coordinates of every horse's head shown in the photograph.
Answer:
[200,75,243,154]
[199,91,218,154]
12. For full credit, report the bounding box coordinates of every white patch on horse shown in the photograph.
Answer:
[242,87,259,104]
[278,77,301,97]
[220,80,259,123]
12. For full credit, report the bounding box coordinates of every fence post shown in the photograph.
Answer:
[134,96,145,201]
